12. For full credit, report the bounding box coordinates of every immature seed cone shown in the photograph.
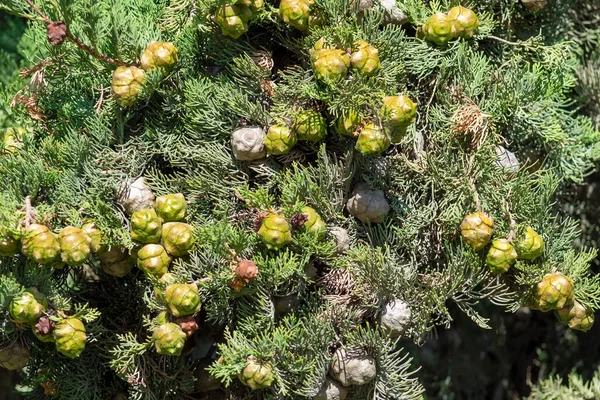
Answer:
[521,0,547,11]
[165,283,202,317]
[98,248,134,277]
[130,208,162,243]
[423,13,456,46]
[0,343,30,370]
[447,6,479,38]
[53,318,86,359]
[174,316,199,337]
[2,127,26,154]
[301,206,326,239]
[231,127,267,161]
[237,0,264,11]
[460,212,494,251]
[154,272,177,300]
[556,300,595,332]
[293,110,328,142]
[311,48,350,82]
[0,232,19,257]
[346,183,390,223]
[21,224,60,265]
[230,259,259,291]
[137,244,171,277]
[534,273,574,312]
[140,41,178,72]
[279,0,313,31]
[239,356,275,390]
[9,288,48,325]
[336,109,362,136]
[112,66,146,107]
[264,125,298,155]
[381,95,417,128]
[355,122,390,156]
[350,40,381,77]
[81,223,105,254]
[258,213,292,249]
[58,227,92,266]
[485,239,517,274]
[41,381,58,396]
[214,5,252,39]
[33,316,55,342]
[516,227,544,260]
[156,194,187,222]
[161,222,195,256]
[153,323,187,356]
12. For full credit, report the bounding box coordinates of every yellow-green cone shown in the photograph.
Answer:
[279,0,313,31]
[112,66,146,107]
[165,283,201,317]
[161,222,195,256]
[311,48,350,82]
[214,5,252,39]
[0,232,19,257]
[293,110,327,142]
[239,356,275,390]
[355,123,390,156]
[140,41,178,72]
[153,323,186,356]
[21,224,60,265]
[156,193,187,222]
[460,212,494,251]
[516,227,544,260]
[53,318,86,359]
[335,109,361,136]
[98,248,135,277]
[130,208,162,244]
[447,6,479,39]
[58,227,92,266]
[81,223,105,254]
[301,206,326,240]
[350,40,381,77]
[485,239,517,274]
[9,288,48,325]
[381,96,417,129]
[534,273,574,312]
[137,244,171,277]
[154,272,177,300]
[556,300,594,332]
[264,125,297,155]
[258,213,292,249]
[423,13,457,46]
[2,127,26,154]
[0,343,30,370]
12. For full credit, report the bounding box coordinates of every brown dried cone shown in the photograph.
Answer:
[42,381,58,396]
[174,316,199,337]
[58,227,92,266]
[0,342,30,370]
[230,259,259,291]
[117,177,155,215]
[34,316,56,342]
[47,21,67,45]
[21,224,61,265]
[555,300,595,332]
[460,212,494,251]
[533,273,574,312]
[98,248,135,277]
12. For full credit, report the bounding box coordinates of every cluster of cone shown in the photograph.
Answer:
[1,288,87,369]
[256,206,326,250]
[460,212,593,331]
[419,6,479,46]
[111,41,178,107]
[130,193,195,279]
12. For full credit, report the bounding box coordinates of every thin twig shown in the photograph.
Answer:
[23,196,35,228]
[502,195,517,242]
[486,35,530,47]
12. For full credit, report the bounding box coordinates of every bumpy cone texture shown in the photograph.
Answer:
[311,48,350,82]
[231,127,267,161]
[140,41,178,72]
[0,232,19,257]
[58,226,92,266]
[237,0,264,11]
[53,318,86,359]
[98,248,134,277]
[447,6,479,38]
[485,239,517,274]
[294,110,327,142]
[258,213,292,249]
[460,212,494,251]
[156,193,187,222]
[137,244,171,277]
[118,177,155,215]
[0,343,30,370]
[9,288,48,325]
[346,183,390,223]
[130,208,162,243]
[350,40,381,77]
[336,109,361,136]
[355,123,390,156]
[161,222,195,256]
[166,283,202,317]
[556,300,595,332]
[153,323,187,356]
[423,13,456,46]
[112,66,146,107]
[214,5,252,39]
[534,273,574,312]
[81,223,105,253]
[301,206,326,239]
[22,224,60,265]
[239,356,275,390]
[516,227,544,260]
[154,272,177,300]
[264,125,297,155]
[381,96,417,128]
[279,0,313,31]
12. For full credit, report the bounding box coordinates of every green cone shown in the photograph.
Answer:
[264,125,297,155]
[156,193,187,222]
[279,0,313,31]
[239,356,275,390]
[81,223,105,254]
[154,272,177,300]
[0,231,19,257]
[58,226,92,266]
[214,5,252,39]
[556,300,594,332]
[381,95,417,129]
[140,41,178,72]
[112,66,146,107]
[350,40,381,77]
[485,239,517,274]
[335,109,362,136]
[423,13,457,46]
[9,288,48,325]
[355,123,390,156]
[22,224,60,264]
[516,227,544,260]
[258,213,292,249]
[460,212,494,251]
[130,208,162,244]
[311,48,350,82]
[153,323,186,356]
[534,273,574,312]
[301,206,326,240]
[293,110,327,142]
[0,343,30,370]
[137,244,171,277]
[447,6,479,39]
[161,222,195,256]
[53,317,86,359]
[165,283,202,317]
